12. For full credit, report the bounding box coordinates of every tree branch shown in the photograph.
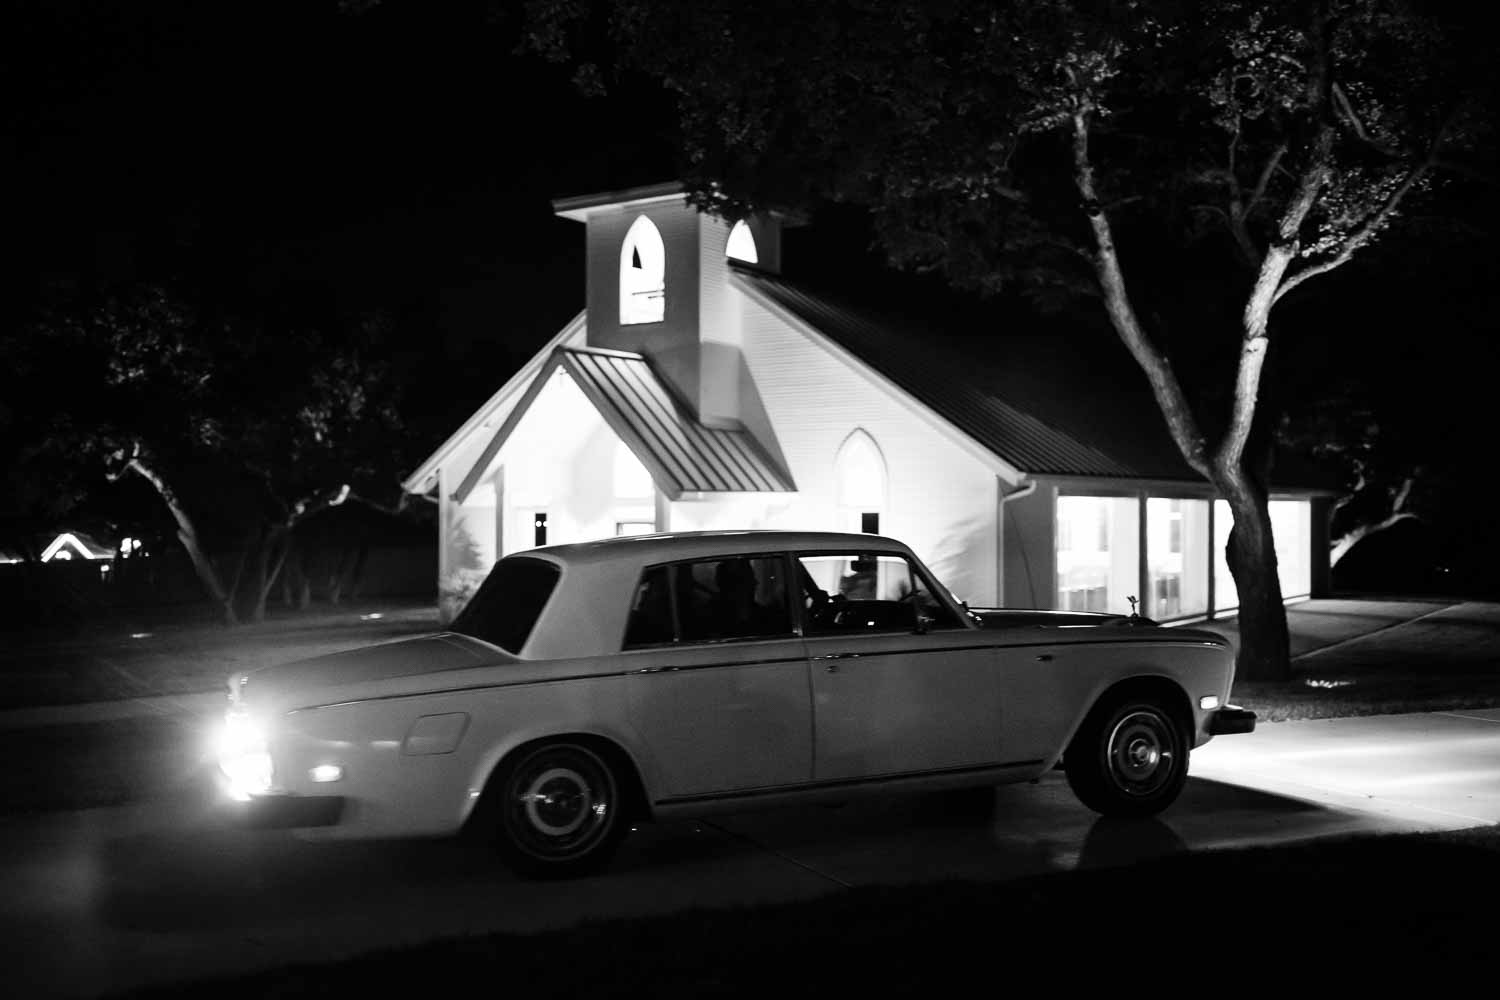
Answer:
[1070,110,1213,480]
[1274,128,1447,304]
[1246,143,1288,216]
[1219,1,1338,475]
[1331,82,1401,158]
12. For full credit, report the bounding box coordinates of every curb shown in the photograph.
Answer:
[0,691,225,731]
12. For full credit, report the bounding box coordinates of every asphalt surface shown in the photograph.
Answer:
[4,700,1498,998]
[5,597,1499,997]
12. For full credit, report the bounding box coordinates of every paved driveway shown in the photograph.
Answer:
[7,705,1499,997]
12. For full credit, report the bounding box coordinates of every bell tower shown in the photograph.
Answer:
[553,182,782,429]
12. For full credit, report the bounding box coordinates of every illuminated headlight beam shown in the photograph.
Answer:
[216,710,274,800]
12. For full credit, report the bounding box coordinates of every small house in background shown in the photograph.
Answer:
[39,531,117,563]
[404,183,1333,623]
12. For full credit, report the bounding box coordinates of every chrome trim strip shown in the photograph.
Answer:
[284,655,810,713]
[655,759,1047,806]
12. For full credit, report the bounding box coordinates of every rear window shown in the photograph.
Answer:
[450,556,560,654]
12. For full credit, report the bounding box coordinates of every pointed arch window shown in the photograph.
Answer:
[620,215,666,324]
[836,429,887,534]
[725,219,759,264]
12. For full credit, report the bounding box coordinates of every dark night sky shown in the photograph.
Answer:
[6,0,1497,523]
[7,0,692,441]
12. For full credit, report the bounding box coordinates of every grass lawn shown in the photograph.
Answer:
[124,824,1500,997]
[1211,599,1500,722]
[0,600,441,710]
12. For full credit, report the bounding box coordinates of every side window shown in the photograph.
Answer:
[676,557,793,643]
[624,565,674,647]
[797,553,960,634]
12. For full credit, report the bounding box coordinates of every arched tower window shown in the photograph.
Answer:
[725,219,759,264]
[835,429,887,534]
[620,215,666,324]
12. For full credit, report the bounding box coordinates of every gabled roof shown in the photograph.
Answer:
[453,346,795,504]
[732,265,1332,491]
[401,311,586,495]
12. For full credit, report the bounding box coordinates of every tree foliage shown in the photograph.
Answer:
[1,284,409,622]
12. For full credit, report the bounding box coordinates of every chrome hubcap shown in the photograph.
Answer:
[503,746,616,861]
[522,768,593,836]
[1108,710,1176,795]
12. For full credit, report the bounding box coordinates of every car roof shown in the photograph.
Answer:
[519,530,914,568]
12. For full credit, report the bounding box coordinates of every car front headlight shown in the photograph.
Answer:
[216,709,274,801]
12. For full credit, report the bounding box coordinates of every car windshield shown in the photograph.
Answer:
[449,556,560,654]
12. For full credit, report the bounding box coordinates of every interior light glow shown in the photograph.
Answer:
[309,764,344,783]
[1199,695,1221,711]
[726,219,759,263]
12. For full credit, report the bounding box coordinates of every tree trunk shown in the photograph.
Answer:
[1219,471,1291,682]
[128,458,238,625]
[345,542,370,602]
[251,527,290,623]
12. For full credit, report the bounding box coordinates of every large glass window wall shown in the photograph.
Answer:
[1055,494,1313,620]
[1055,495,1140,615]
[1146,498,1210,620]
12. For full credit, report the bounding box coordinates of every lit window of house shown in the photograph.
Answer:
[1055,494,1139,615]
[1212,498,1313,613]
[726,220,759,263]
[620,215,666,324]
[1146,498,1209,620]
[835,430,886,534]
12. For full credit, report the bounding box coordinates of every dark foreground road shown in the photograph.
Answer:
[10,703,1497,997]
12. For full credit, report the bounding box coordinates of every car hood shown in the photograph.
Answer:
[238,632,511,710]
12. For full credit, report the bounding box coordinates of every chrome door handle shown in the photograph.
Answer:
[812,652,859,673]
[1036,653,1053,662]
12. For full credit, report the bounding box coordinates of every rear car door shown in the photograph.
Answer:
[624,554,813,799]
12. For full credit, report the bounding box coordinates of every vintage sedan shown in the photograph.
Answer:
[216,530,1254,877]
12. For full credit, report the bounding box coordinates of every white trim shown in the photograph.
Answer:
[401,312,587,494]
[553,183,689,222]
[730,273,1024,485]
[1040,473,1334,499]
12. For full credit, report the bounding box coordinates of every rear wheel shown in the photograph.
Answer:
[1064,698,1188,817]
[484,741,626,879]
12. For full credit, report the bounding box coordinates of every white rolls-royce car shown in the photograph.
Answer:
[217,530,1254,877]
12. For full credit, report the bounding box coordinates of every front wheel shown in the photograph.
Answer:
[1063,698,1188,818]
[484,741,626,879]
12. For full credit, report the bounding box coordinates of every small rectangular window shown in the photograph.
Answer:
[861,512,880,534]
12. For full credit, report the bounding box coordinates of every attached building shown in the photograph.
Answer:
[404,183,1332,623]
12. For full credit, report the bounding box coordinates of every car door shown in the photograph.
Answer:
[624,554,813,799]
[798,551,1002,782]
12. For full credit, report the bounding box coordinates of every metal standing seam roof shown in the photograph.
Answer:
[733,268,1149,479]
[562,348,795,494]
[454,346,795,503]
